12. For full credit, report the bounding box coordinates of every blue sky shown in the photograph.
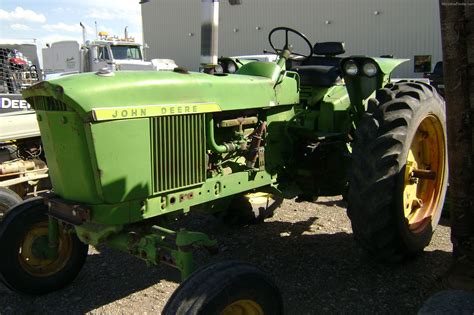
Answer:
[0,0,143,47]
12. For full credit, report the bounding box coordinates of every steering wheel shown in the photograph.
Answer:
[268,27,313,61]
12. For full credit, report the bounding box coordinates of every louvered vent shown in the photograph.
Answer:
[150,114,207,193]
[27,96,70,111]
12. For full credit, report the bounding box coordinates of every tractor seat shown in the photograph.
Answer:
[313,42,345,57]
[291,41,345,87]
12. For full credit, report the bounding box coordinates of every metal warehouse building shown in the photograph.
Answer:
[141,0,442,77]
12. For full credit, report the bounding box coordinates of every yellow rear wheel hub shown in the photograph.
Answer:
[220,299,264,315]
[403,115,446,233]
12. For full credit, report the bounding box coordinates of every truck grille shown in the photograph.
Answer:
[151,114,207,193]
[28,96,70,111]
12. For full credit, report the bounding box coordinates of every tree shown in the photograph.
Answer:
[440,0,474,289]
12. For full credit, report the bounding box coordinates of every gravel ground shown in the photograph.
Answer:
[0,196,452,314]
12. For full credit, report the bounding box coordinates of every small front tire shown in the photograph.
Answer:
[222,192,283,226]
[163,261,283,315]
[0,197,88,295]
[0,187,22,221]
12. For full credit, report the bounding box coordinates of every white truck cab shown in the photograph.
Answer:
[42,32,177,75]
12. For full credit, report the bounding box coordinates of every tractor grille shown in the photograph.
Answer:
[151,114,207,193]
[27,96,70,111]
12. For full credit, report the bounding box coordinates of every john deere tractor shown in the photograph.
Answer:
[0,27,447,312]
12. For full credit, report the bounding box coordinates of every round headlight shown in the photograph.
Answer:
[362,62,378,77]
[343,61,359,76]
[226,62,237,73]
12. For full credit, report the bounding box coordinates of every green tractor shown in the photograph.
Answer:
[0,27,447,312]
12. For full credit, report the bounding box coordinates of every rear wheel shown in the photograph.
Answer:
[0,198,88,294]
[222,192,283,226]
[163,261,283,315]
[348,81,448,262]
[0,187,22,221]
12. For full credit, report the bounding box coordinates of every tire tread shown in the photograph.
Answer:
[347,81,447,262]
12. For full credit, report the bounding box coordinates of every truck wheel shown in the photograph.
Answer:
[0,197,88,294]
[348,81,448,262]
[0,187,22,221]
[163,261,283,315]
[222,192,283,226]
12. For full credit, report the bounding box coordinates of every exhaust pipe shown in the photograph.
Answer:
[79,22,86,45]
[124,26,129,40]
[201,0,220,66]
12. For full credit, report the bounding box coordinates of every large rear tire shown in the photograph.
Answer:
[0,198,88,294]
[348,81,448,262]
[0,187,22,221]
[163,261,283,315]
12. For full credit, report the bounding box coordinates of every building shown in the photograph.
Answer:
[141,0,442,78]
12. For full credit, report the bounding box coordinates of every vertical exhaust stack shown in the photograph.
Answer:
[79,22,87,73]
[79,22,86,45]
[201,0,220,66]
[124,26,129,40]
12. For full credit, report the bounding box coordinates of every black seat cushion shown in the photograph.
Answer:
[313,42,345,56]
[292,65,341,87]
[289,42,344,87]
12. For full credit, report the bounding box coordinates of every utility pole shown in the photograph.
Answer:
[439,0,474,289]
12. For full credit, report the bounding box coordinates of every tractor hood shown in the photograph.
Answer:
[22,70,295,121]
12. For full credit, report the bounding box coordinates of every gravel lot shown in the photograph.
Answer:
[0,196,452,314]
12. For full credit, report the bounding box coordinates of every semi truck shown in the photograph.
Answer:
[42,27,177,75]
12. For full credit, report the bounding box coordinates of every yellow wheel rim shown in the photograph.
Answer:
[403,115,446,233]
[220,299,264,315]
[18,221,73,277]
[245,192,272,206]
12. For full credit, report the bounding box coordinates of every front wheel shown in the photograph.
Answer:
[0,187,22,221]
[163,261,283,315]
[0,198,88,294]
[221,192,283,226]
[348,81,448,262]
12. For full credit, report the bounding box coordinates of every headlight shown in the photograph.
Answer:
[343,61,358,76]
[362,62,378,77]
[226,62,236,73]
